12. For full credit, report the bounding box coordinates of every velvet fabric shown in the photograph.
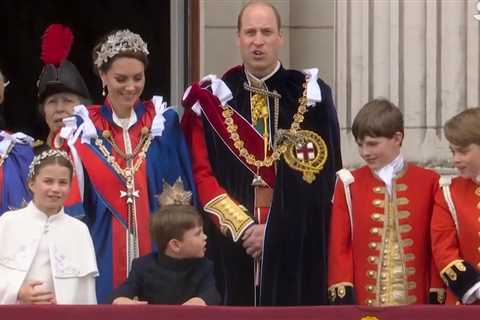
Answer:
[199,65,341,306]
[107,252,220,305]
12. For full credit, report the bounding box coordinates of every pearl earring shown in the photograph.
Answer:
[102,85,106,97]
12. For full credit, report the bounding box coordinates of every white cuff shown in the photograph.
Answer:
[461,282,480,304]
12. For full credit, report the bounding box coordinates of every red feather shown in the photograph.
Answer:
[41,24,74,66]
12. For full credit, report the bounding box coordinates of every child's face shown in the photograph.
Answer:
[28,163,71,216]
[177,225,207,259]
[449,143,480,180]
[356,133,402,170]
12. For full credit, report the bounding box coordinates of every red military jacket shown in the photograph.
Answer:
[431,176,480,305]
[328,164,444,305]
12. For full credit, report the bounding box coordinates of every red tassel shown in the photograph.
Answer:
[41,24,74,66]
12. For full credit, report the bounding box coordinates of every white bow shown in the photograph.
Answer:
[303,68,322,106]
[58,104,97,201]
[151,96,169,138]
[0,131,34,156]
[185,74,233,117]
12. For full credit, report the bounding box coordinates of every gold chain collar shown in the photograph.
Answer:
[221,80,308,169]
[94,129,152,180]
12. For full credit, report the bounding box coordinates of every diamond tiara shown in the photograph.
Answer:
[94,29,149,69]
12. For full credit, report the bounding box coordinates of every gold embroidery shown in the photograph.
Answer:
[283,130,329,183]
[446,268,457,281]
[328,282,353,302]
[430,288,446,304]
[398,224,412,233]
[397,210,411,219]
[203,194,254,242]
[396,197,410,205]
[400,239,414,247]
[250,93,269,127]
[373,186,385,193]
[455,260,467,271]
[440,259,466,283]
[404,253,415,261]
[372,199,384,207]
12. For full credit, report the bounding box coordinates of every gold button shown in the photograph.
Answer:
[371,213,381,221]
[381,286,387,291]
[382,262,388,267]
[373,199,382,206]
[367,270,375,277]
[366,299,373,305]
[367,285,374,292]
[370,228,379,235]
[369,242,377,249]
[368,256,376,263]
[380,297,386,303]
[381,273,387,279]
[374,187,382,192]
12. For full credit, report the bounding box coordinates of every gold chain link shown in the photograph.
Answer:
[222,80,308,168]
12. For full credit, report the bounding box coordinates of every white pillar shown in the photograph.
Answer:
[335,0,480,169]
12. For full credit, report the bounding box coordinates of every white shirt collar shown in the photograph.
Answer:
[374,153,405,195]
[112,110,137,130]
[245,61,281,83]
[28,201,64,222]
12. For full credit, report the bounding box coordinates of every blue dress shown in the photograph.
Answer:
[63,97,196,302]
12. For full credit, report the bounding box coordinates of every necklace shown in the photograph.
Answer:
[94,128,152,180]
[222,79,308,169]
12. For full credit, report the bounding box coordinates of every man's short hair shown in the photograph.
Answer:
[444,107,480,147]
[352,98,404,141]
[237,0,282,32]
[150,205,203,252]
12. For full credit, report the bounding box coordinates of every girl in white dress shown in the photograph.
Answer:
[0,149,98,304]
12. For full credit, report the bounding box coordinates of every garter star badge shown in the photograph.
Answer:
[283,130,328,183]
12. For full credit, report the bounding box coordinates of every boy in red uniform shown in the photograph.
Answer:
[431,107,480,305]
[328,99,444,306]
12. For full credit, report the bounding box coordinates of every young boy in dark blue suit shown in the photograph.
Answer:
[108,203,220,305]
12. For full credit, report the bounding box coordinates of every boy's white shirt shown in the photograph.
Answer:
[374,153,405,195]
